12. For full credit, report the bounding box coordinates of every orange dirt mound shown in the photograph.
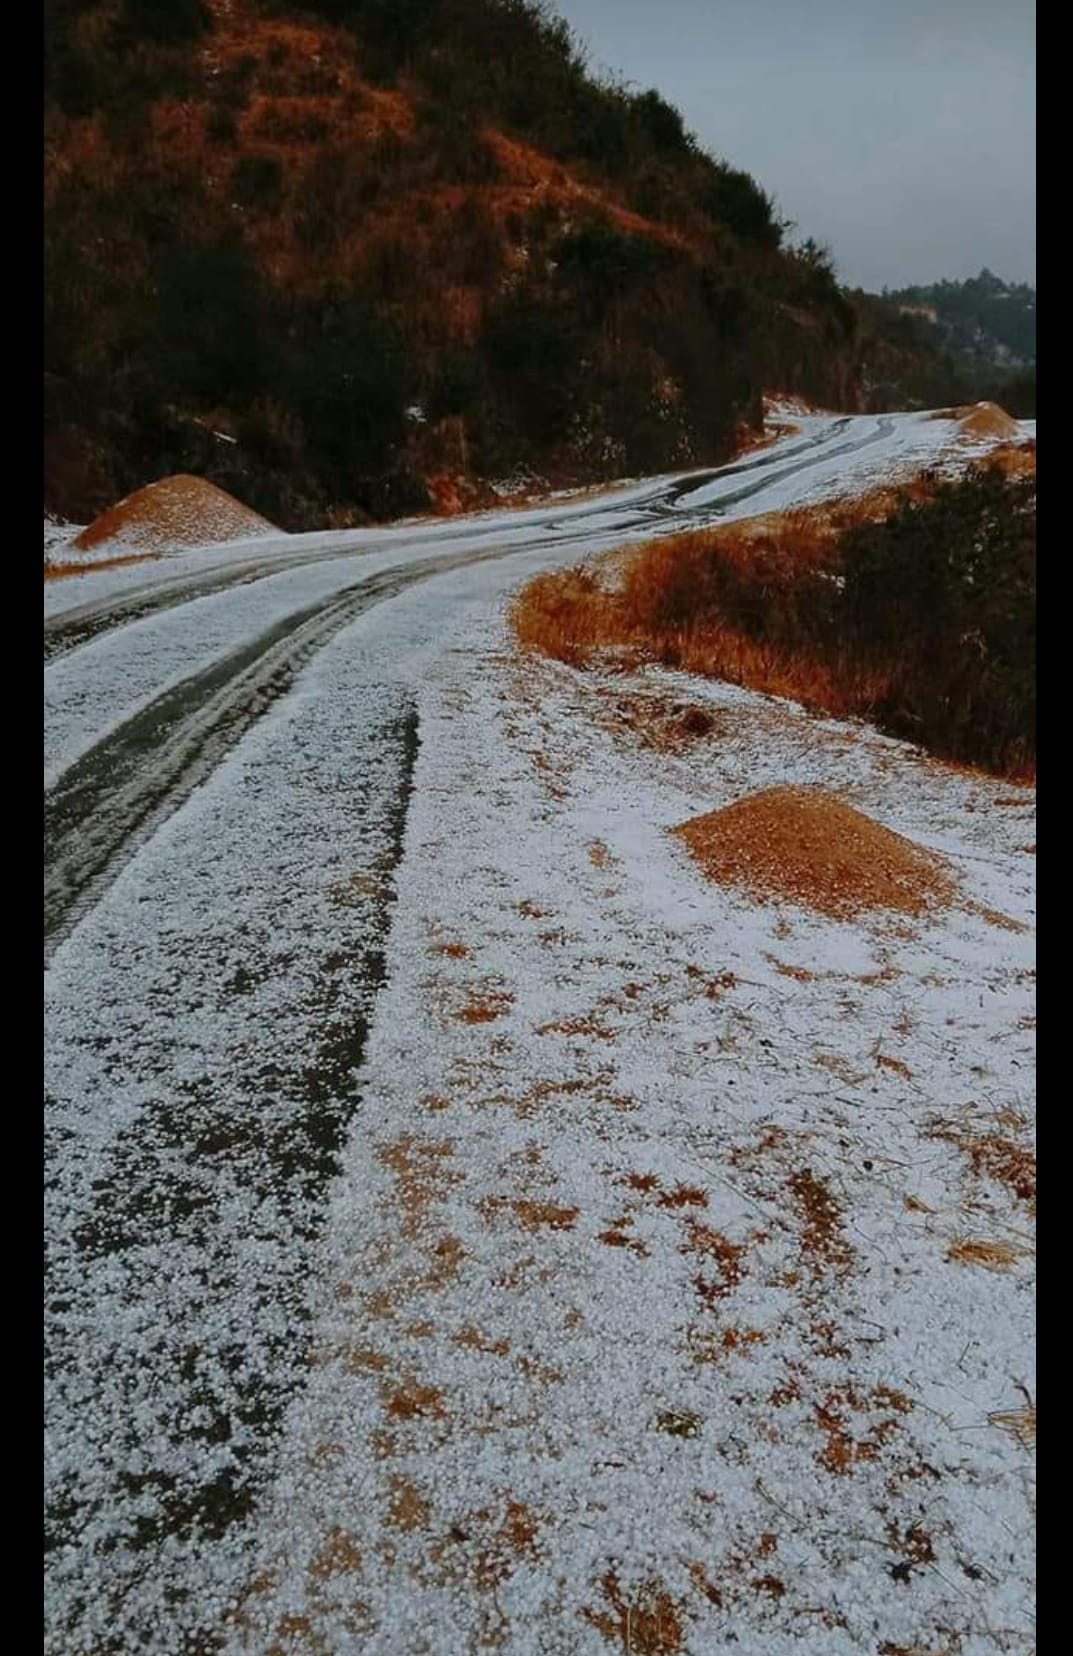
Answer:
[671,786,955,920]
[74,476,277,554]
[954,402,1019,441]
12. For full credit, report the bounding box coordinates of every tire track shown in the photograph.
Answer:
[44,417,893,963]
[45,688,423,1653]
[660,415,890,513]
[43,417,860,663]
[45,548,495,961]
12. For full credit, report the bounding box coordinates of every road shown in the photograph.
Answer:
[45,411,961,1656]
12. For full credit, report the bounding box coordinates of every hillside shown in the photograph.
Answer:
[45,0,962,527]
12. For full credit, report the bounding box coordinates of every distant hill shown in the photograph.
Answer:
[45,0,965,527]
[883,270,1035,414]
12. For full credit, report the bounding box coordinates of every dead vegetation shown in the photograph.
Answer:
[787,1168,854,1274]
[596,689,724,753]
[583,1573,685,1654]
[512,1200,580,1232]
[511,462,1035,776]
[682,1220,746,1299]
[428,1496,544,1600]
[983,437,1037,478]
[947,401,1020,441]
[928,1120,1036,1205]
[598,1217,649,1257]
[376,1135,459,1239]
[456,988,515,1024]
[657,1184,709,1210]
[308,1527,363,1580]
[946,1237,1025,1272]
[813,1382,912,1475]
[510,478,932,673]
[382,1380,447,1421]
[44,548,160,581]
[671,786,955,921]
[988,1397,1036,1447]
[386,1476,431,1532]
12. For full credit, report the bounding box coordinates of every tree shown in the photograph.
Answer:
[279,299,415,489]
[150,240,269,405]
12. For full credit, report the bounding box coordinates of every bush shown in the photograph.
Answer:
[277,297,416,492]
[231,154,284,211]
[703,163,780,248]
[117,0,209,46]
[43,0,967,525]
[512,466,1036,777]
[206,105,237,143]
[482,291,580,448]
[555,222,674,316]
[840,468,1035,772]
[428,349,484,421]
[150,240,270,404]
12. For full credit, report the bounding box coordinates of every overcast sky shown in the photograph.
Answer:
[554,0,1035,291]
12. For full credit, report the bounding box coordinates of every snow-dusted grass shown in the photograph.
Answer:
[229,606,1034,1656]
[43,513,84,565]
[45,410,1034,1654]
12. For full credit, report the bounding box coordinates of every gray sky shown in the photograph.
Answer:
[555,0,1035,291]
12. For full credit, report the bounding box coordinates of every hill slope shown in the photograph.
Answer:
[45,0,960,526]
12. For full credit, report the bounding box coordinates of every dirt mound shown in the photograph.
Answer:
[74,476,276,555]
[671,786,955,920]
[959,402,1019,440]
[933,402,1019,441]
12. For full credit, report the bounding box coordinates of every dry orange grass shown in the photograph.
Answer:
[512,1200,579,1232]
[509,482,927,712]
[671,787,955,921]
[988,1401,1036,1446]
[929,1123,1036,1205]
[947,1237,1024,1271]
[511,464,1034,777]
[983,438,1036,479]
[584,1573,685,1655]
[930,400,1020,440]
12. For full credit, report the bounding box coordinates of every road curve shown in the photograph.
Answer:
[43,416,874,663]
[45,416,893,959]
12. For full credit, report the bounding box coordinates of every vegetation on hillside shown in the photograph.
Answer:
[883,270,1036,415]
[45,0,971,526]
[513,461,1036,776]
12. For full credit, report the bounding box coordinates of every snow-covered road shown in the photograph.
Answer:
[44,412,1035,1655]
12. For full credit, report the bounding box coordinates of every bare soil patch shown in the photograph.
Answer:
[671,786,955,920]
